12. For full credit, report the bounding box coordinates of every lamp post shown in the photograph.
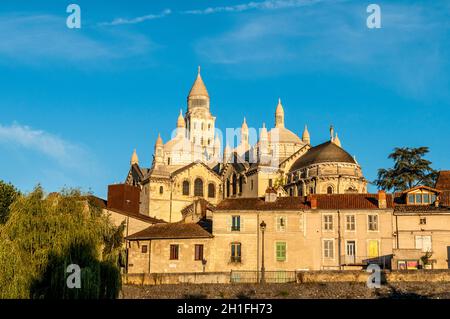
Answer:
[260,220,267,284]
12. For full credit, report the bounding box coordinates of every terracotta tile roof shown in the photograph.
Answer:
[436,171,450,190]
[313,194,394,210]
[126,222,213,240]
[105,207,166,224]
[216,193,393,211]
[216,197,310,211]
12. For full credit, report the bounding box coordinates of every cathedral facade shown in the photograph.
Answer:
[125,68,367,222]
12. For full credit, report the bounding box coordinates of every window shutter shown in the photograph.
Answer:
[227,216,232,231]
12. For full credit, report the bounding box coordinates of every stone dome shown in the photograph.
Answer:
[289,141,356,172]
[268,127,302,144]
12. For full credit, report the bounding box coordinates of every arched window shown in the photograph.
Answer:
[226,179,230,198]
[194,178,204,197]
[232,174,237,196]
[297,184,303,197]
[159,186,164,194]
[182,181,190,196]
[208,183,215,198]
[327,186,333,194]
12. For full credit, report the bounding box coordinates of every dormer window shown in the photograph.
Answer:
[405,186,439,205]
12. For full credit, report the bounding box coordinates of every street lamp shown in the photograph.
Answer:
[260,220,267,284]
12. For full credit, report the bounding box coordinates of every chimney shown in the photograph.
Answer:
[308,195,317,209]
[265,188,277,202]
[378,190,387,209]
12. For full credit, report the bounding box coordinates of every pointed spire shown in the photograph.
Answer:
[177,109,185,128]
[242,117,248,130]
[155,133,163,147]
[333,132,341,147]
[260,122,268,141]
[330,125,335,141]
[188,66,209,99]
[302,125,310,144]
[130,148,139,166]
[275,98,285,128]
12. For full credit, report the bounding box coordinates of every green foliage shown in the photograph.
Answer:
[0,180,20,224]
[0,186,124,299]
[374,147,437,192]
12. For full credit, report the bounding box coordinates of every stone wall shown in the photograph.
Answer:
[123,270,450,286]
[123,272,230,285]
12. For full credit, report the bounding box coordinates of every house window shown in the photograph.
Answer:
[276,242,287,262]
[167,157,171,165]
[323,215,333,231]
[226,179,230,197]
[231,242,241,263]
[368,215,378,231]
[251,180,254,190]
[141,245,148,254]
[423,194,430,204]
[208,183,215,198]
[327,186,333,194]
[415,194,422,204]
[194,178,204,197]
[431,194,437,203]
[232,174,237,195]
[170,244,179,260]
[415,235,432,252]
[419,217,427,225]
[159,186,164,194]
[323,240,334,258]
[408,194,414,204]
[182,181,190,196]
[277,216,286,232]
[231,216,241,231]
[194,244,204,261]
[346,215,355,231]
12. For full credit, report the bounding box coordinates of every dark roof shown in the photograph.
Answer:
[289,141,356,172]
[436,171,450,190]
[126,222,213,240]
[394,204,450,213]
[216,193,393,211]
[106,207,166,224]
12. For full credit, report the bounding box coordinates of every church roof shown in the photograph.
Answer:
[188,67,209,98]
[268,127,302,144]
[289,141,356,172]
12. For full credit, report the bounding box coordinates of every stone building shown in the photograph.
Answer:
[122,68,367,223]
[124,178,450,274]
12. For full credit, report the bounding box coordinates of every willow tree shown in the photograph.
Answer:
[0,180,20,224]
[0,186,124,299]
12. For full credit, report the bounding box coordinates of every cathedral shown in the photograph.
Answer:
[125,68,367,222]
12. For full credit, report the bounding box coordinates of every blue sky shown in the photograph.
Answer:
[0,0,449,198]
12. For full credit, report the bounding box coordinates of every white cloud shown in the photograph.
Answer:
[0,123,90,170]
[183,0,322,15]
[99,9,172,26]
[194,2,450,99]
[0,14,155,65]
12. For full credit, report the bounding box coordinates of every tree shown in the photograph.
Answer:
[0,180,20,224]
[374,147,437,192]
[0,186,124,299]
